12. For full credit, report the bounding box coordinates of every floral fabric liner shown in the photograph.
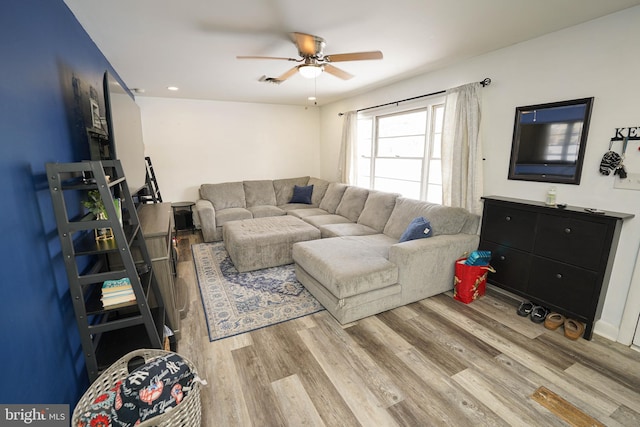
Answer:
[76,353,194,426]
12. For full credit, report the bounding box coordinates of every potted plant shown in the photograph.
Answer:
[82,190,107,219]
[82,190,113,241]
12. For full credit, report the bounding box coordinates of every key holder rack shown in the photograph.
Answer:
[610,127,640,146]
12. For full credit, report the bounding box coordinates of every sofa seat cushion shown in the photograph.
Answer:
[286,208,330,219]
[248,205,286,218]
[303,214,352,228]
[279,203,321,212]
[292,235,398,300]
[216,207,253,227]
[201,182,246,210]
[319,223,379,238]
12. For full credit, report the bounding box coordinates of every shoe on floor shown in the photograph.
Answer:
[564,319,585,340]
[544,312,565,330]
[530,306,549,323]
[517,301,534,317]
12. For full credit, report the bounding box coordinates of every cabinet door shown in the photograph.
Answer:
[482,203,537,251]
[480,240,531,293]
[534,214,608,270]
[529,256,598,317]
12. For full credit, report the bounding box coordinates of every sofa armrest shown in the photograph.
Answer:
[196,199,217,242]
[389,234,480,300]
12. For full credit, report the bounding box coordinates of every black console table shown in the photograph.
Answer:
[479,196,633,339]
[171,201,195,233]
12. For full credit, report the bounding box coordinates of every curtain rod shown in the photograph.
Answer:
[338,77,491,116]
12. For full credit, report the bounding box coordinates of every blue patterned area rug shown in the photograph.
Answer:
[192,242,325,341]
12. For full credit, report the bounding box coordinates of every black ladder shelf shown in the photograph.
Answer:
[46,160,166,382]
[142,156,162,203]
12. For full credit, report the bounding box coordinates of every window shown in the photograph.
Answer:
[356,100,445,203]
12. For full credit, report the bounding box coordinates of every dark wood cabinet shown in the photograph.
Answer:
[479,196,633,339]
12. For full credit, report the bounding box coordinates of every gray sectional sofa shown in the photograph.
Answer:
[196,176,480,324]
[196,176,330,242]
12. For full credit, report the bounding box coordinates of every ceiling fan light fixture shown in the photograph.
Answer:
[298,65,323,79]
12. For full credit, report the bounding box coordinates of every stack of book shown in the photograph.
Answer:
[101,278,136,307]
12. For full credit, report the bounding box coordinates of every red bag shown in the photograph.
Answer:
[453,258,495,304]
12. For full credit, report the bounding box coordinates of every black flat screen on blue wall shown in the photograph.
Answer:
[508,97,594,184]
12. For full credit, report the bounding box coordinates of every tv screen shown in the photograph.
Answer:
[103,71,147,195]
[508,97,593,184]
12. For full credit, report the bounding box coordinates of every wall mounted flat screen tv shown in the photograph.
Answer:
[103,71,147,195]
[508,97,593,185]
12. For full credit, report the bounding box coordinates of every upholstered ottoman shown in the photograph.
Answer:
[223,216,321,272]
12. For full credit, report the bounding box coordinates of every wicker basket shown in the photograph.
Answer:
[72,349,202,426]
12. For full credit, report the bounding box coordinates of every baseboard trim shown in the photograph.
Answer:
[593,320,619,342]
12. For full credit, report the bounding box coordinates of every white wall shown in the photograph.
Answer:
[138,97,322,202]
[320,7,640,342]
[135,7,639,343]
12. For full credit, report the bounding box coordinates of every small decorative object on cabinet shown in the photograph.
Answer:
[479,196,633,339]
[46,160,166,382]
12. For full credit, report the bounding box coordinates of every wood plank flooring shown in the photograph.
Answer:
[174,232,640,426]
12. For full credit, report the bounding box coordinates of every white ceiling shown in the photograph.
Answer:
[64,0,640,106]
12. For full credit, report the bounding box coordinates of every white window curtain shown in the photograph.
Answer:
[441,82,483,215]
[338,111,358,184]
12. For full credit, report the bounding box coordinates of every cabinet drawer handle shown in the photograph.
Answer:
[556,273,563,279]
[505,216,511,221]
[499,255,506,261]
[564,228,571,234]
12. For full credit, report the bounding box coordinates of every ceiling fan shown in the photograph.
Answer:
[237,32,383,83]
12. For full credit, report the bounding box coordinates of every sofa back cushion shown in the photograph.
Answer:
[273,176,309,205]
[200,182,246,210]
[384,197,474,239]
[243,180,277,207]
[318,183,348,214]
[335,186,369,222]
[307,177,330,207]
[357,191,399,232]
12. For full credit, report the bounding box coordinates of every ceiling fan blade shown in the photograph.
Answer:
[291,32,324,56]
[325,51,383,62]
[275,66,300,81]
[323,64,354,80]
[237,55,298,61]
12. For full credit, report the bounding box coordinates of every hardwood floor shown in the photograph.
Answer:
[174,231,640,426]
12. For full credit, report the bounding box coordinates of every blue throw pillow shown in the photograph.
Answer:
[290,185,314,204]
[399,217,433,242]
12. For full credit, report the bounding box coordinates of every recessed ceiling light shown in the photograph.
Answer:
[308,96,316,101]
[167,86,179,91]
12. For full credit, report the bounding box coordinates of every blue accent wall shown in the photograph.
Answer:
[0,0,123,405]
